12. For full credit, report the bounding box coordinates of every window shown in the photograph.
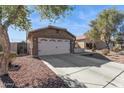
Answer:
[40,39,47,41]
[57,40,62,42]
[49,39,56,42]
[65,40,69,42]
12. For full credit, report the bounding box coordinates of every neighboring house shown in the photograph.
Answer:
[76,35,87,48]
[27,25,76,56]
[76,35,107,50]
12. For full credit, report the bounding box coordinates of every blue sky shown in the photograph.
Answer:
[8,5,124,42]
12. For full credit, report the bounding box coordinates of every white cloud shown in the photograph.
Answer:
[78,10,98,21]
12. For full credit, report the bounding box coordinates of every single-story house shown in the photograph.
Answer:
[76,35,107,50]
[75,35,87,48]
[27,25,76,56]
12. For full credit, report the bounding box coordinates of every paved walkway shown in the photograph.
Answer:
[41,54,124,88]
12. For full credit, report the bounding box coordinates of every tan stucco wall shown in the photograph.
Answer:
[76,39,87,48]
[76,41,85,48]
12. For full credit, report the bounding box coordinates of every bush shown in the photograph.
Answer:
[112,47,121,52]
[92,47,96,52]
[0,52,17,63]
[0,44,3,52]
[9,53,17,58]
[101,49,110,55]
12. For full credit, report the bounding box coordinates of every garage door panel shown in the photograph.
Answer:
[38,38,70,56]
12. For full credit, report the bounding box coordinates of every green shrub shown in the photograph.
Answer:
[112,47,121,52]
[9,53,17,58]
[0,52,17,62]
[0,44,3,52]
[0,52,3,58]
[101,49,110,55]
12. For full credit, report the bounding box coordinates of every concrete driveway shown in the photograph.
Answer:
[40,54,124,88]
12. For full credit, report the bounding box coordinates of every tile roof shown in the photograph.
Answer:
[76,35,87,40]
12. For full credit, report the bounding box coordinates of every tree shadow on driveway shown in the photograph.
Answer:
[40,54,110,68]
[0,74,17,88]
[32,76,87,88]
[81,52,111,61]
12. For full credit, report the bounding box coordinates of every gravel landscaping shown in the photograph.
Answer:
[105,54,124,64]
[0,56,69,88]
[82,50,124,64]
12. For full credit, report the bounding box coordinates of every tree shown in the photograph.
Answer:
[88,8,124,50]
[85,29,100,51]
[84,19,101,50]
[85,19,101,41]
[0,44,2,52]
[0,5,73,76]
